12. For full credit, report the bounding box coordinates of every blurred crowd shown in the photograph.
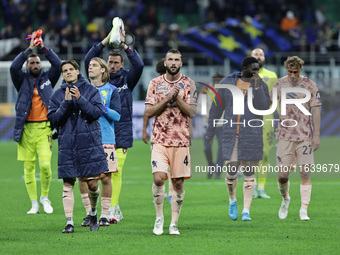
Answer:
[1,0,340,61]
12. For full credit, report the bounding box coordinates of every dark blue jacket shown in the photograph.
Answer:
[10,48,61,142]
[85,43,144,148]
[206,72,270,161]
[47,74,108,179]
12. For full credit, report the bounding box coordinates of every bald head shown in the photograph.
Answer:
[251,48,265,68]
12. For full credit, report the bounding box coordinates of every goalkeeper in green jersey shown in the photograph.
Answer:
[251,48,278,199]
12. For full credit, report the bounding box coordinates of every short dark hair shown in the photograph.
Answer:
[60,60,79,72]
[28,53,39,59]
[155,58,166,75]
[109,51,123,62]
[166,48,181,59]
[241,56,258,69]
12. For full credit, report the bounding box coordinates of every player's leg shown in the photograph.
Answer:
[78,181,91,226]
[170,177,184,235]
[153,172,167,214]
[23,161,39,214]
[240,162,256,221]
[151,144,168,235]
[225,161,239,220]
[277,140,294,219]
[102,145,117,225]
[297,141,314,220]
[299,164,312,220]
[62,178,76,233]
[110,148,127,222]
[100,173,112,226]
[168,146,191,235]
[36,125,53,214]
[18,124,38,214]
[86,178,100,231]
[256,123,274,198]
[225,137,239,220]
[153,171,167,235]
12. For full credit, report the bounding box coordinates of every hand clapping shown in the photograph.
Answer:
[65,86,80,100]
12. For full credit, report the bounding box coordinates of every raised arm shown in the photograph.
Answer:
[84,33,110,78]
[37,32,61,88]
[125,48,144,91]
[9,31,38,91]
[41,35,62,87]
[10,50,28,91]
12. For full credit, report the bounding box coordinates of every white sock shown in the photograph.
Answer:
[229,197,237,203]
[32,200,38,207]
[66,217,74,226]
[89,208,97,216]
[242,208,250,214]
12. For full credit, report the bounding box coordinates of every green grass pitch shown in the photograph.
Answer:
[1,138,339,254]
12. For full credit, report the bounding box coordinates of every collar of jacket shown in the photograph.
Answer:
[60,73,88,89]
[110,68,125,79]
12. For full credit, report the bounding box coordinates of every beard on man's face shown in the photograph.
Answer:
[166,65,180,76]
[30,68,41,77]
[257,59,264,68]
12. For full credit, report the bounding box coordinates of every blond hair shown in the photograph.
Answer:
[90,57,110,83]
[284,56,304,69]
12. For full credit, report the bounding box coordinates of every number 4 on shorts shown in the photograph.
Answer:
[183,155,188,166]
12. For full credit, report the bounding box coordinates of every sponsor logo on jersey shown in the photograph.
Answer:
[156,86,168,93]
[40,79,51,90]
[117,84,128,93]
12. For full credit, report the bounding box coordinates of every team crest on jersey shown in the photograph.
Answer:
[101,91,108,98]
[156,86,168,92]
[178,82,185,89]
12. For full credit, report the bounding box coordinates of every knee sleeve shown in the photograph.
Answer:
[226,161,239,180]
[242,165,256,180]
